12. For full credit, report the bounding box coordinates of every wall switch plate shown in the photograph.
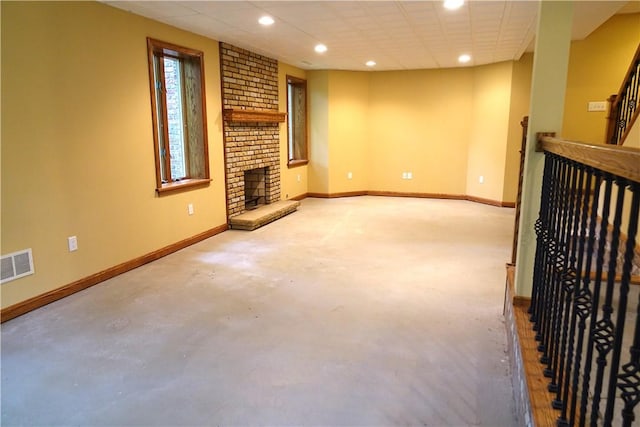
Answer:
[407,172,412,179]
[588,101,606,112]
[68,236,78,252]
[188,204,194,215]
[297,174,301,182]
[402,172,408,179]
[347,172,353,179]
[479,175,484,184]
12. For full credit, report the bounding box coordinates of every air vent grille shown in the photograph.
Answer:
[1,249,34,284]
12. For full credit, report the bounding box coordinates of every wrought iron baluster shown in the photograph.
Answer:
[554,162,586,420]
[586,175,616,426]
[567,170,602,427]
[542,158,570,379]
[536,155,562,351]
[531,154,556,326]
[615,184,640,424]
[606,182,639,426]
[549,160,581,402]
[537,155,560,355]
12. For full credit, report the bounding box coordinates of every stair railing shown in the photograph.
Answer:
[530,134,640,426]
[605,43,640,146]
[511,116,529,265]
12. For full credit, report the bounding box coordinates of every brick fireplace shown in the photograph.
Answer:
[220,43,282,218]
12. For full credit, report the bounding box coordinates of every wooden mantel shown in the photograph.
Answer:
[223,108,286,123]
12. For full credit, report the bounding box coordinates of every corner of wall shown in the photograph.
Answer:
[307,71,330,194]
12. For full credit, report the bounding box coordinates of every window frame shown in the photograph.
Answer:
[286,75,309,168]
[147,38,211,194]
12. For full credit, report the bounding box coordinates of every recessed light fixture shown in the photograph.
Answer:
[444,0,464,10]
[258,16,274,26]
[366,60,376,67]
[314,44,328,53]
[458,54,471,63]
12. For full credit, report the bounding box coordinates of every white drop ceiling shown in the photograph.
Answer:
[103,0,638,71]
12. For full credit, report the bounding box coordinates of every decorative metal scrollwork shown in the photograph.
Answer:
[593,318,615,354]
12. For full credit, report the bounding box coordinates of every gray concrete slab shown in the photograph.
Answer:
[1,196,518,426]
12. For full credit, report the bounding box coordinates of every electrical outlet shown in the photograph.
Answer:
[479,175,484,184]
[68,236,78,252]
[347,172,353,179]
[588,101,606,112]
[297,174,301,182]
[188,203,194,215]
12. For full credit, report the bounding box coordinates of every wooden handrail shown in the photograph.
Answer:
[537,134,640,183]
[613,43,640,110]
[605,43,640,145]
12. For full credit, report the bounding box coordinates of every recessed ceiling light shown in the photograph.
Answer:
[366,60,376,67]
[444,0,464,10]
[314,44,328,53]
[458,54,471,63]
[258,16,274,26]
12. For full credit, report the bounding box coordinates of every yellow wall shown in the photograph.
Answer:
[309,64,526,201]
[278,63,307,200]
[466,61,513,202]
[563,13,640,144]
[307,71,330,194]
[503,53,534,203]
[327,72,370,194]
[368,68,472,195]
[0,1,231,308]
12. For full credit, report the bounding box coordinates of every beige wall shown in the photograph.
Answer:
[278,63,307,200]
[563,13,640,144]
[1,1,231,308]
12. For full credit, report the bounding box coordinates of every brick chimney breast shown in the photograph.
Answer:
[220,43,281,217]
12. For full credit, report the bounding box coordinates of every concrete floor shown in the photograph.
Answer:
[1,196,518,426]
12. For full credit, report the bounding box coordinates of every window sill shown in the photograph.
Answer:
[288,159,309,168]
[156,178,211,195]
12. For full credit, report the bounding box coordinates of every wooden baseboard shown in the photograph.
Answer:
[366,190,467,200]
[304,191,514,207]
[370,191,515,207]
[1,224,228,323]
[466,195,515,208]
[513,295,532,308]
[289,193,308,201]
[307,191,367,198]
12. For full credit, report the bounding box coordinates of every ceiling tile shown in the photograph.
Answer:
[102,0,629,72]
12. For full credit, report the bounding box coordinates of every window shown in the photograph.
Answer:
[286,76,308,167]
[147,38,210,193]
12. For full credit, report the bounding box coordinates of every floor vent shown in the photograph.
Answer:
[1,249,34,284]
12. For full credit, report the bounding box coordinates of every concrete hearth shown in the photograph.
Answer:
[229,200,300,230]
